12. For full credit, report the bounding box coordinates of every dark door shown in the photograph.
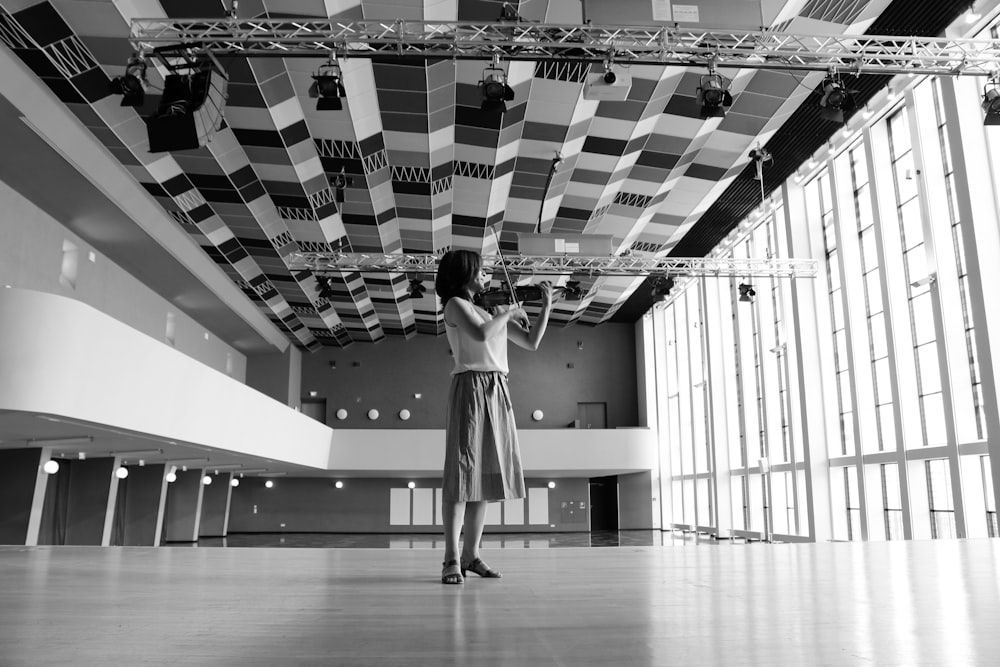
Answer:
[578,402,607,429]
[589,475,619,531]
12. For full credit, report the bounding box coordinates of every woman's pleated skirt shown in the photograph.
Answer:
[442,371,525,503]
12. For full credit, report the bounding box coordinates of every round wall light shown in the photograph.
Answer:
[43,460,59,475]
[532,410,544,421]
[335,481,344,489]
[547,481,556,489]
[166,472,177,483]
[115,466,129,479]
[367,409,380,420]
[399,409,411,421]
[336,409,348,420]
[230,478,240,487]
[265,480,274,489]
[407,481,416,489]
[202,475,212,485]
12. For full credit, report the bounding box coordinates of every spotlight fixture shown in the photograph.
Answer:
[43,460,59,475]
[146,53,228,153]
[316,274,336,300]
[983,77,1000,126]
[231,477,240,487]
[115,466,129,480]
[696,63,733,118]
[738,283,756,303]
[818,73,858,124]
[309,56,347,111]
[650,276,675,303]
[479,55,514,114]
[108,54,148,107]
[407,278,427,299]
[748,146,772,181]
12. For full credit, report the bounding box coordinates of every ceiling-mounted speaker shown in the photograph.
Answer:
[147,59,228,153]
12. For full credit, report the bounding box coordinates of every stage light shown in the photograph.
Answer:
[983,78,1000,125]
[309,57,346,111]
[316,274,336,300]
[146,54,228,153]
[479,56,514,114]
[818,74,858,124]
[43,460,59,475]
[696,71,733,118]
[408,279,427,299]
[108,54,147,107]
[650,276,675,303]
[739,283,756,303]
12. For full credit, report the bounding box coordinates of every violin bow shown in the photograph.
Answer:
[488,223,526,328]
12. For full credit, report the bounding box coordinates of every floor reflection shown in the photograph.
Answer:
[192,529,733,549]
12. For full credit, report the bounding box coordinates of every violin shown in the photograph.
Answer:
[475,281,583,308]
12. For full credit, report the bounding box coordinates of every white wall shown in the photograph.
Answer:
[0,179,247,379]
[0,289,331,468]
[328,427,658,474]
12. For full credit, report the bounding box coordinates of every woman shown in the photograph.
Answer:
[434,249,553,585]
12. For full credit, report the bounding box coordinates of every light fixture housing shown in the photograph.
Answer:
[983,81,1000,125]
[309,60,346,111]
[43,460,60,475]
[479,65,514,114]
[650,276,675,303]
[818,74,858,123]
[108,55,147,107]
[738,283,756,303]
[696,73,733,118]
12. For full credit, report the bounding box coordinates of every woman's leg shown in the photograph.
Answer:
[460,501,488,563]
[443,500,465,564]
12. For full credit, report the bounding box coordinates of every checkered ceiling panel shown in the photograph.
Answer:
[0,0,891,347]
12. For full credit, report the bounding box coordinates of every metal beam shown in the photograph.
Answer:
[291,252,818,277]
[130,19,1000,76]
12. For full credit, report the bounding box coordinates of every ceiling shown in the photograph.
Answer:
[0,0,974,352]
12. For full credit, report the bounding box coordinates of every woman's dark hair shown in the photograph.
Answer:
[435,249,481,306]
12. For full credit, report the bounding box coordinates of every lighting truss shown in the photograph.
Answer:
[291,252,818,278]
[130,19,1000,76]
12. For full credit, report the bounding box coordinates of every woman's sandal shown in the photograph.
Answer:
[461,557,502,579]
[441,559,464,585]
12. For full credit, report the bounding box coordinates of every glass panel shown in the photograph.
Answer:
[922,392,947,446]
[865,269,883,315]
[900,199,924,249]
[911,293,935,346]
[916,343,942,394]
[870,312,888,359]
[878,403,898,452]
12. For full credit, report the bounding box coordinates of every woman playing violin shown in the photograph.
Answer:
[434,249,554,585]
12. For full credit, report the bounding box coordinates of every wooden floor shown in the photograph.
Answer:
[1,539,998,666]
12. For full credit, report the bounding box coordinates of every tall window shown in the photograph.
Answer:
[817,172,854,456]
[888,108,946,447]
[930,79,986,440]
[850,143,896,452]
[881,463,904,539]
[926,459,956,538]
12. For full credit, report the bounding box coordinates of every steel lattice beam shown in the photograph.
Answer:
[130,19,1000,76]
[291,252,818,278]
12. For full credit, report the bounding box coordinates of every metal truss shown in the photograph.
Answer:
[292,252,818,278]
[130,19,1000,76]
